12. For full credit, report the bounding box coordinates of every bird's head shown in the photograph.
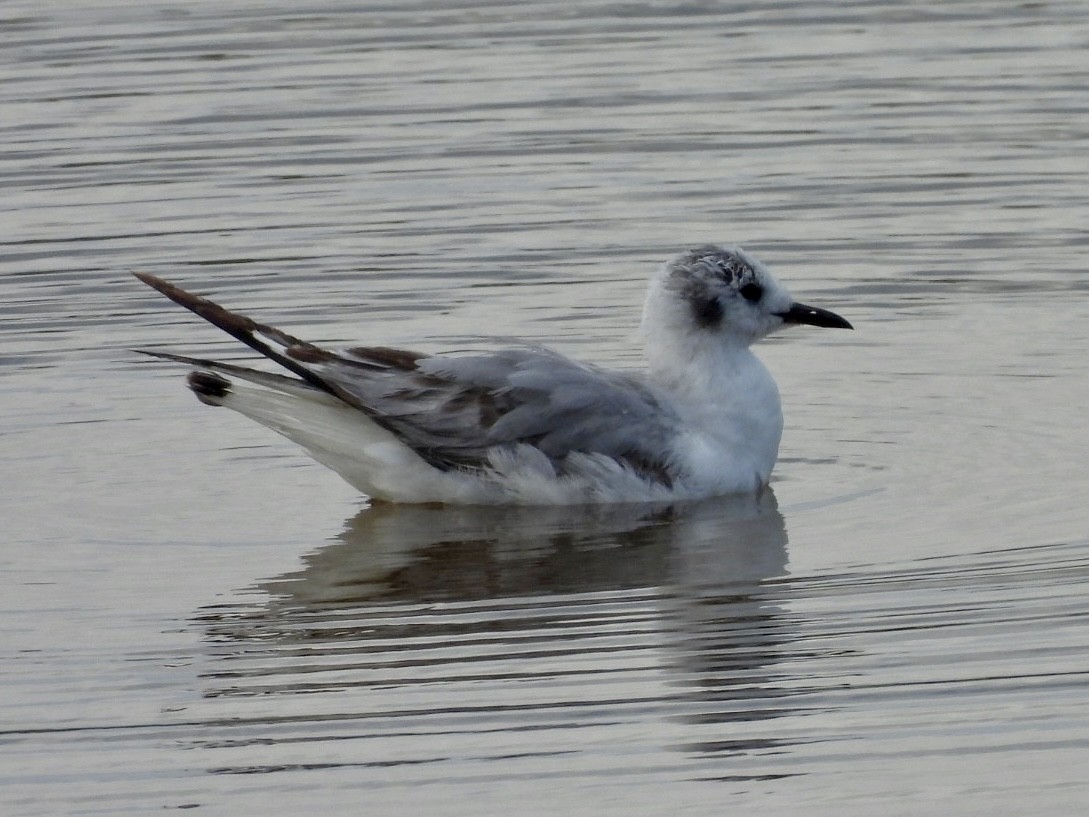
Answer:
[643,245,852,347]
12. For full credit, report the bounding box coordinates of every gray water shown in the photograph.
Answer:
[4,1,1089,814]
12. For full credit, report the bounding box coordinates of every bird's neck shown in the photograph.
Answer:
[641,316,784,487]
[643,324,766,401]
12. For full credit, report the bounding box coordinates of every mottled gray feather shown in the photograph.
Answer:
[306,345,683,479]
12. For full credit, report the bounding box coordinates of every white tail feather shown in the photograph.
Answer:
[208,377,468,502]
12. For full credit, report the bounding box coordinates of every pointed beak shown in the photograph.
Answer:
[777,302,853,330]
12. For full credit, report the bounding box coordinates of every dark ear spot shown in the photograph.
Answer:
[693,295,723,328]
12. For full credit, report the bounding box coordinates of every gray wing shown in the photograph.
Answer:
[302,344,684,482]
[134,272,683,483]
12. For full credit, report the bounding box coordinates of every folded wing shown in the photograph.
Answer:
[135,273,683,484]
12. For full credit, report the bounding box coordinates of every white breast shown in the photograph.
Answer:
[645,329,784,493]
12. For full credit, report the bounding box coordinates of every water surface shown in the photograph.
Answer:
[3,2,1089,814]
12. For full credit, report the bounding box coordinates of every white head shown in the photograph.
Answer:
[642,245,852,349]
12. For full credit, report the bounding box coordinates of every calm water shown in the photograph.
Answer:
[4,1,1089,814]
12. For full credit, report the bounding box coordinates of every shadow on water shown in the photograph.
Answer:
[190,492,809,777]
[257,491,789,606]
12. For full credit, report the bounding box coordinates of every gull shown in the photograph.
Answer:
[134,245,851,505]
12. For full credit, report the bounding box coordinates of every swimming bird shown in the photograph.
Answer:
[134,245,851,504]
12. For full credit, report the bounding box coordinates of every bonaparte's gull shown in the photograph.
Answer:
[135,245,851,504]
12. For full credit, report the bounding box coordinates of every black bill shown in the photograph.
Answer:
[777,302,853,330]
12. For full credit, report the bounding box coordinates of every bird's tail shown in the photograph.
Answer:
[133,348,320,400]
[136,348,431,499]
[130,273,446,501]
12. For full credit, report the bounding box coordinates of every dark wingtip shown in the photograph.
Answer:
[133,272,257,335]
[132,271,351,403]
[133,271,180,300]
[187,370,231,405]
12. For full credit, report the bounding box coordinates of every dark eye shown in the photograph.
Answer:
[739,282,763,302]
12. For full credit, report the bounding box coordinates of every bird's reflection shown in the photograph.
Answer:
[255,492,786,607]
[196,491,802,770]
